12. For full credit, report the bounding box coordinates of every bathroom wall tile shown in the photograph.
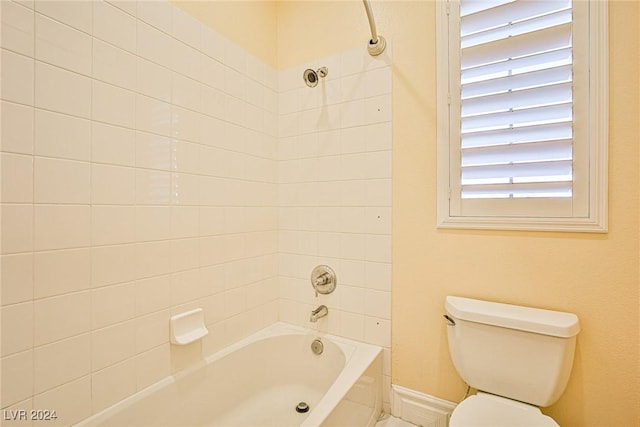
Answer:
[34,157,90,204]
[365,178,392,206]
[35,13,91,76]
[201,85,226,120]
[1,101,34,154]
[171,139,200,174]
[92,80,135,128]
[171,173,200,206]
[135,275,171,316]
[135,344,170,391]
[135,309,169,353]
[364,316,391,347]
[1,253,34,305]
[135,94,171,137]
[135,131,171,170]
[171,6,201,50]
[341,48,366,76]
[91,321,136,371]
[340,311,365,341]
[171,39,201,82]
[364,262,391,292]
[91,205,135,246]
[93,0,136,53]
[365,122,392,151]
[1,49,34,105]
[135,169,171,205]
[33,334,90,394]
[92,164,136,205]
[364,206,392,235]
[2,1,34,56]
[170,238,199,273]
[33,376,92,427]
[35,0,93,34]
[93,38,137,91]
[365,234,392,263]
[365,94,392,124]
[135,206,171,242]
[137,20,172,69]
[341,73,366,101]
[170,206,199,239]
[92,122,136,167]
[341,285,365,314]
[35,61,91,119]
[170,269,203,306]
[200,25,224,63]
[135,241,172,280]
[91,282,136,329]
[1,204,33,254]
[91,358,136,413]
[171,106,201,143]
[171,72,202,112]
[137,0,171,34]
[1,350,33,406]
[106,0,136,17]
[1,153,33,203]
[365,289,391,319]
[33,291,91,346]
[91,244,136,288]
[137,57,171,102]
[35,109,91,161]
[34,248,91,298]
[201,55,225,91]
[1,302,33,356]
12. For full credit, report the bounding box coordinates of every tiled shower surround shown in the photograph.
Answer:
[0,0,392,424]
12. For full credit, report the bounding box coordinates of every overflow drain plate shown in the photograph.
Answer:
[295,402,310,413]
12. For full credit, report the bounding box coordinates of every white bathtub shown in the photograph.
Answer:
[75,322,383,427]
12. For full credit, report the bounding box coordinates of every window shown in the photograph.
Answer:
[437,0,608,232]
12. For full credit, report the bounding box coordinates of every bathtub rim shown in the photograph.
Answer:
[73,321,382,427]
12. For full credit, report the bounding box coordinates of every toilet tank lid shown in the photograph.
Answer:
[446,296,580,338]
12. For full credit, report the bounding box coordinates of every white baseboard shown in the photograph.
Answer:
[391,385,457,427]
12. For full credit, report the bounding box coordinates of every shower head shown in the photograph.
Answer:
[303,67,328,88]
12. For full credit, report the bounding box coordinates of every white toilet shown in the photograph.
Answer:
[444,296,580,427]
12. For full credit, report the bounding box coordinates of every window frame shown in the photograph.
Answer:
[436,0,608,233]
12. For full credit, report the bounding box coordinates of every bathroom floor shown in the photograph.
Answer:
[376,415,418,427]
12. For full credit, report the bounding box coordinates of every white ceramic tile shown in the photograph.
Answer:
[200,55,225,91]
[35,109,91,161]
[135,275,171,316]
[35,13,91,76]
[171,139,199,173]
[171,173,200,206]
[91,281,136,329]
[1,254,34,305]
[340,311,365,341]
[34,248,91,298]
[135,309,169,352]
[171,5,201,50]
[170,206,198,239]
[1,350,33,406]
[91,321,136,370]
[171,72,202,112]
[365,206,392,234]
[91,205,136,246]
[33,376,92,427]
[201,85,226,120]
[33,292,91,346]
[135,344,170,391]
[1,302,33,356]
[93,0,136,53]
[365,66,392,97]
[365,151,392,179]
[92,80,135,128]
[91,244,136,288]
[341,285,365,314]
[365,94,392,124]
[1,101,34,154]
[365,178,392,206]
[33,334,90,395]
[92,164,135,205]
[365,289,391,319]
[34,157,90,204]
[200,25,224,62]
[341,47,366,76]
[136,57,171,102]
[93,38,137,90]
[136,20,172,69]
[1,153,33,203]
[364,316,391,347]
[106,0,136,16]
[134,241,172,280]
[35,0,93,34]
[135,94,171,137]
[1,204,33,254]
[135,169,171,205]
[35,61,91,119]
[1,49,34,105]
[137,0,171,33]
[365,262,391,291]
[169,238,199,272]
[171,106,201,143]
[170,269,202,306]
[135,131,171,170]
[135,206,171,242]
[365,234,392,263]
[2,1,34,56]
[91,358,136,413]
[171,38,201,82]
[365,122,392,151]
[92,122,136,167]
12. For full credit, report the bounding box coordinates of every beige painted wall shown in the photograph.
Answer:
[180,1,640,426]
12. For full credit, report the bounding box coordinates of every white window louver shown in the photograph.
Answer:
[459,0,574,200]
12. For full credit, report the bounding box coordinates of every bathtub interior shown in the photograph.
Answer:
[74,322,382,427]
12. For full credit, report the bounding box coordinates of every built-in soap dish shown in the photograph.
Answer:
[170,308,208,345]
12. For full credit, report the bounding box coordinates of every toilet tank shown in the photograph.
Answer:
[445,296,580,407]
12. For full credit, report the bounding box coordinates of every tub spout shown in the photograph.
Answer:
[310,305,328,322]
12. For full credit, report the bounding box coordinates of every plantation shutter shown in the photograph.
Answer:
[459,0,574,201]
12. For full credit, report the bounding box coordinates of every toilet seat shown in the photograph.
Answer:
[449,392,559,427]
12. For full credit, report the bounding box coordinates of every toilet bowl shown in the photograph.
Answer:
[444,296,580,427]
[449,392,558,427]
